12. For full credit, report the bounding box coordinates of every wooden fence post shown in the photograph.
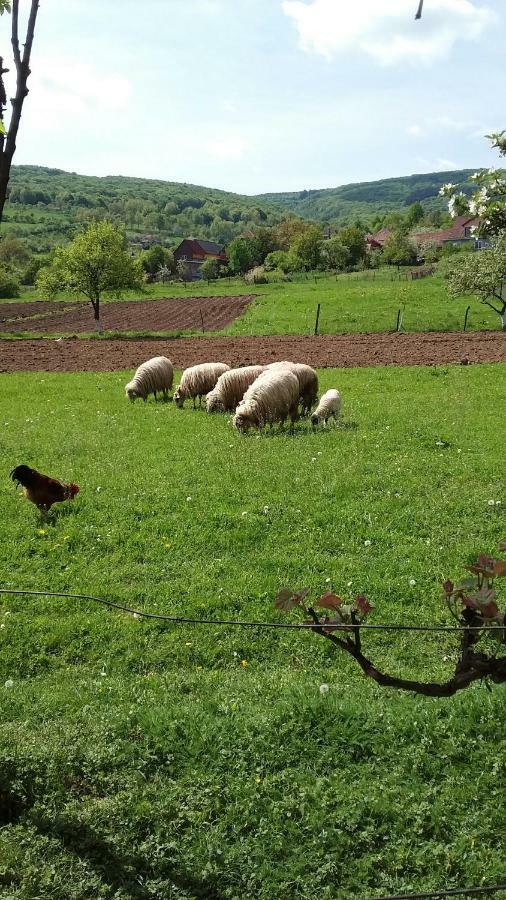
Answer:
[314,303,321,336]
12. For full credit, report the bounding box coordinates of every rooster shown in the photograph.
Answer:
[10,465,79,516]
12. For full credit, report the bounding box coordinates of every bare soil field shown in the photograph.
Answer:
[1,331,504,373]
[0,295,255,333]
[0,301,79,323]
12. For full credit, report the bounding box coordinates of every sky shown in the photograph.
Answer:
[1,0,504,195]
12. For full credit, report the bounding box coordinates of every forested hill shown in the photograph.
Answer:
[2,164,476,252]
[3,165,283,252]
[255,169,475,225]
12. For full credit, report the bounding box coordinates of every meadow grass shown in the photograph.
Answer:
[0,271,498,338]
[0,365,505,899]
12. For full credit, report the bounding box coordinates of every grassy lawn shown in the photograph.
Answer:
[0,271,498,338]
[0,365,505,899]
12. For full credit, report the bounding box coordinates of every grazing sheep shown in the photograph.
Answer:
[311,389,341,427]
[233,367,299,432]
[174,362,230,408]
[125,356,174,402]
[206,365,266,413]
[268,361,318,414]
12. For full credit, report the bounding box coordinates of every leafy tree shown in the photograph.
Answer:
[321,236,349,271]
[0,262,19,297]
[444,233,506,329]
[338,225,367,267]
[405,201,424,228]
[264,250,291,272]
[140,244,174,276]
[201,257,222,283]
[227,237,255,275]
[0,0,40,223]
[176,259,191,283]
[382,229,417,266]
[0,232,29,268]
[288,225,323,271]
[274,217,310,251]
[37,221,142,330]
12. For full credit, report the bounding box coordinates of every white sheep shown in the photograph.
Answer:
[311,389,341,427]
[174,362,230,408]
[206,365,266,413]
[233,367,300,432]
[268,361,318,414]
[125,356,174,402]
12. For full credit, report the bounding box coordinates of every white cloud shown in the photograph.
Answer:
[282,0,495,65]
[408,124,424,137]
[205,135,248,159]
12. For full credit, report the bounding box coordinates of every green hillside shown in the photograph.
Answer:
[256,169,475,225]
[2,166,284,252]
[1,165,476,252]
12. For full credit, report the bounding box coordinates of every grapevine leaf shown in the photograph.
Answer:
[316,592,343,611]
[355,594,374,617]
[275,588,297,611]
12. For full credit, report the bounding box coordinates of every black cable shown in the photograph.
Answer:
[0,588,505,632]
[368,883,506,899]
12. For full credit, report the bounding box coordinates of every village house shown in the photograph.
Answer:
[173,238,228,280]
[367,216,490,255]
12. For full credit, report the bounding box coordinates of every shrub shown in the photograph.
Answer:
[244,265,268,284]
[0,266,20,298]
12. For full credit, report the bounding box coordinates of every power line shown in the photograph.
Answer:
[0,588,504,633]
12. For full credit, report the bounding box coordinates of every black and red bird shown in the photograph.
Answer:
[11,465,79,515]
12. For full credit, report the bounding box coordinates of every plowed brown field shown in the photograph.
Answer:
[1,331,505,373]
[0,295,255,333]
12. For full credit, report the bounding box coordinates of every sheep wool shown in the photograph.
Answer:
[125,356,174,402]
[206,365,266,413]
[233,367,300,432]
[267,361,318,414]
[311,389,341,427]
[174,362,230,408]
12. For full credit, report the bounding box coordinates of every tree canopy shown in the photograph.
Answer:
[37,220,142,329]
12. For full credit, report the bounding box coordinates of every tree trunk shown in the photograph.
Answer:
[92,299,103,333]
[0,1,40,225]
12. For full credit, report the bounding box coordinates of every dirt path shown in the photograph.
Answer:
[1,331,505,373]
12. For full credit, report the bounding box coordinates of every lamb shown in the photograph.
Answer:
[206,365,266,413]
[267,361,318,414]
[125,356,174,402]
[311,389,341,427]
[233,367,300,432]
[173,362,230,408]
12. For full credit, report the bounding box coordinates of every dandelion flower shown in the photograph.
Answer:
[319,683,329,695]
[241,659,248,667]
[364,540,372,547]
[4,679,14,688]
[409,578,416,587]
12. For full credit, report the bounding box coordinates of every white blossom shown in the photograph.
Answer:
[319,683,329,695]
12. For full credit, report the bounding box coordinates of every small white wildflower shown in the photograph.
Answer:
[319,683,329,695]
[347,580,352,587]
[4,679,14,688]
[186,496,192,502]
[311,457,317,462]
[233,651,238,657]
[364,540,372,547]
[96,486,102,492]
[487,499,496,506]
[325,577,331,584]
[100,670,107,677]
[263,506,270,514]
[241,511,248,517]
[132,612,140,619]
[409,579,416,587]
[317,451,322,456]
[0,624,4,629]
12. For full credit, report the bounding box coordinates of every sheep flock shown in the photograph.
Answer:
[125,355,340,432]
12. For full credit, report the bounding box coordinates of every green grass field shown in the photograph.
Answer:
[0,271,498,338]
[1,365,505,899]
